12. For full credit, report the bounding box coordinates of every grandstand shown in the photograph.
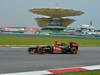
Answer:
[30,8,84,35]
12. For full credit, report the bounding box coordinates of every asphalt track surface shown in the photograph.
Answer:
[0,47,100,74]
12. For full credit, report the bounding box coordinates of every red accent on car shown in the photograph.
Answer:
[54,41,64,46]
[71,42,78,46]
[54,48,62,53]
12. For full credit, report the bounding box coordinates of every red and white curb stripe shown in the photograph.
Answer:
[0,46,27,48]
[1,65,100,75]
[0,46,12,48]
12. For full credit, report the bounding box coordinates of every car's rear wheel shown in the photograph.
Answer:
[37,48,44,54]
[28,48,38,54]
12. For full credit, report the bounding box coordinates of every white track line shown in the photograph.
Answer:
[1,70,53,75]
[82,65,100,70]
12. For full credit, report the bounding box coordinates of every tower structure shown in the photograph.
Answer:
[30,8,84,35]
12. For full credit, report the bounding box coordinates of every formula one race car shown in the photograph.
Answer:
[28,41,78,55]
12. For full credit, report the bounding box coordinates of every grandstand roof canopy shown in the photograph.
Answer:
[30,8,84,17]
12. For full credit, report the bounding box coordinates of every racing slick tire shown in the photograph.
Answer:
[37,47,44,54]
[71,47,78,54]
[28,47,37,54]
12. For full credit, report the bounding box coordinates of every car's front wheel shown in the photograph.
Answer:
[71,47,78,54]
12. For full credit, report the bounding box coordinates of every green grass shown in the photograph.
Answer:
[0,35,100,46]
[55,70,100,75]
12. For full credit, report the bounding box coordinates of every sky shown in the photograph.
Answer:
[0,0,100,29]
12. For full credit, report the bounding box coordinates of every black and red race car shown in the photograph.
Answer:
[28,41,78,55]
